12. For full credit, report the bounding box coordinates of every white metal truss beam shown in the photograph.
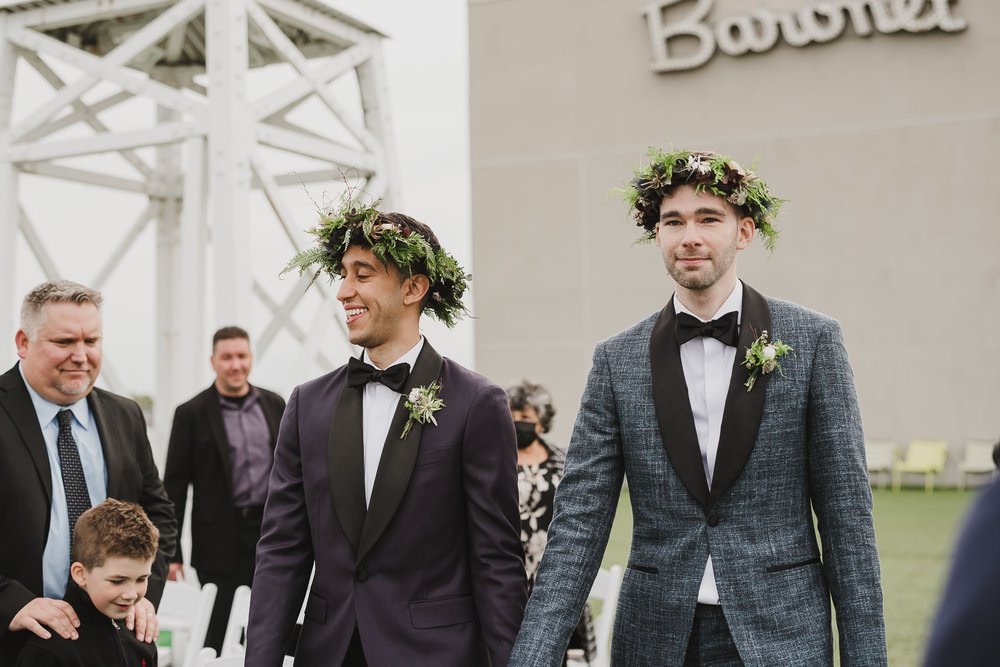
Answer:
[251,43,370,121]
[7,121,203,162]
[19,162,160,196]
[0,14,17,345]
[21,90,134,143]
[5,0,207,143]
[247,2,378,153]
[6,27,205,116]
[9,0,177,32]
[256,0,371,47]
[18,205,59,280]
[256,123,376,174]
[206,0,252,326]
[18,51,155,178]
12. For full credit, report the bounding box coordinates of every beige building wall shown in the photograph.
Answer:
[469,0,1000,481]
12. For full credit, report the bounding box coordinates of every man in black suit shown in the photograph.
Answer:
[0,280,177,663]
[163,326,285,651]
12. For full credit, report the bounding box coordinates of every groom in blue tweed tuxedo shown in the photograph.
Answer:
[509,149,886,666]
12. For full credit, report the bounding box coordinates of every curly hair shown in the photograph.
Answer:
[73,499,159,569]
[284,197,470,327]
[505,380,556,433]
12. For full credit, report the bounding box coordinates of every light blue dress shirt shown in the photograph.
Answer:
[19,366,108,599]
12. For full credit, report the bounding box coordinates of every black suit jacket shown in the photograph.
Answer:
[0,363,177,663]
[162,384,285,573]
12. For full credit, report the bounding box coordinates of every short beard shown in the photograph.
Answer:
[665,241,737,291]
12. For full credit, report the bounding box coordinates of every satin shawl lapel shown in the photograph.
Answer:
[709,283,772,507]
[650,301,710,507]
[328,371,366,554]
[88,390,125,498]
[0,365,53,502]
[357,342,444,564]
[203,390,235,499]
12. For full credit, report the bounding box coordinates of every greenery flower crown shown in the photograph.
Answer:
[624,147,785,251]
[283,194,471,327]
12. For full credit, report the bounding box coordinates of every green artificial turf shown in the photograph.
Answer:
[598,485,979,666]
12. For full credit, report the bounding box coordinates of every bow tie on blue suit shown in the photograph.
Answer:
[675,311,739,347]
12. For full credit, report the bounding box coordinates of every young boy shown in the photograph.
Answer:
[17,499,160,666]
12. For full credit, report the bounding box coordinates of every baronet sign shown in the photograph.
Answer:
[645,0,967,72]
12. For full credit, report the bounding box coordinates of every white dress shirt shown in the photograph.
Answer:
[361,337,424,506]
[674,281,743,605]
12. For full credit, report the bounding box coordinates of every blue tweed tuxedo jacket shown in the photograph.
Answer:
[509,283,886,666]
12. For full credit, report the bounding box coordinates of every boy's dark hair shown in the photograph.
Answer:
[213,325,250,349]
[72,499,159,569]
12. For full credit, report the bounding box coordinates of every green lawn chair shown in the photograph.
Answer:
[892,439,948,492]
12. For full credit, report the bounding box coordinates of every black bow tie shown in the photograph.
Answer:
[675,311,739,347]
[346,357,410,392]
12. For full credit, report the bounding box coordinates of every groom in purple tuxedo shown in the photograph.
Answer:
[245,201,526,666]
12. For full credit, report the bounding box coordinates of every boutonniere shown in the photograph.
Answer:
[743,330,792,392]
[402,381,445,439]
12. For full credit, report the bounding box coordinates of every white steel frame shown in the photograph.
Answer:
[0,0,398,452]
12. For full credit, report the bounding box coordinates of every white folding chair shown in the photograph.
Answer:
[221,567,314,659]
[158,581,217,667]
[220,585,252,657]
[587,565,623,667]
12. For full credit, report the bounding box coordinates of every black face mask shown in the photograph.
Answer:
[514,421,539,449]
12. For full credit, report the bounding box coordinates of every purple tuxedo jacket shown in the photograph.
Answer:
[246,342,526,666]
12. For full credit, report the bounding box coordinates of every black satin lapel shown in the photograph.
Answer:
[204,393,235,499]
[710,283,772,508]
[650,302,710,508]
[88,390,123,498]
[328,376,366,554]
[0,366,53,502]
[358,342,444,564]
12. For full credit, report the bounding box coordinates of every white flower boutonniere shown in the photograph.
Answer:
[402,381,445,439]
[743,330,793,392]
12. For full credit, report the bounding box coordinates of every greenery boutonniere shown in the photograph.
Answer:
[402,381,445,439]
[743,330,792,392]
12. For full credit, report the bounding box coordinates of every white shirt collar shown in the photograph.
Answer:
[362,336,425,374]
[18,362,93,430]
[673,279,743,323]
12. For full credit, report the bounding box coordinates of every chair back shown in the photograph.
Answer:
[865,440,897,472]
[220,585,252,657]
[904,439,948,471]
[158,581,217,667]
[588,565,623,667]
[960,441,997,473]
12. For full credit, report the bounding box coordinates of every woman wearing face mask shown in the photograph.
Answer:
[506,380,596,666]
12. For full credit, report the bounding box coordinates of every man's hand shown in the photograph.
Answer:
[8,597,80,640]
[125,597,159,643]
[167,562,184,581]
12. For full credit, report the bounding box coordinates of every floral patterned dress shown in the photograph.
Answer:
[518,441,597,664]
